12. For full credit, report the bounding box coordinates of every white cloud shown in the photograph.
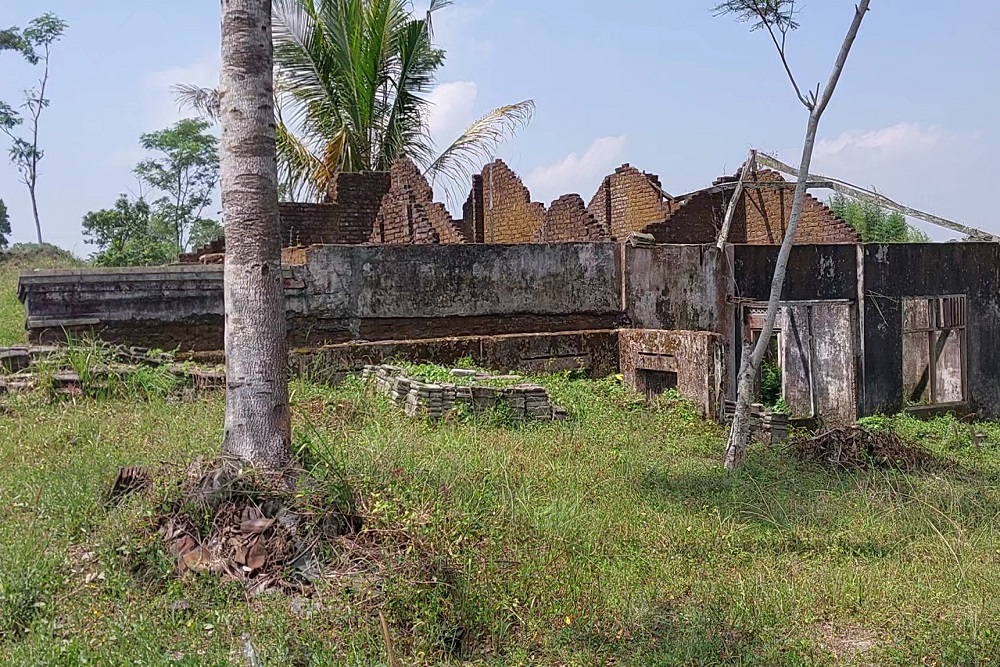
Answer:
[142,54,220,129]
[815,122,962,160]
[526,136,628,204]
[426,81,479,147]
[801,122,991,241]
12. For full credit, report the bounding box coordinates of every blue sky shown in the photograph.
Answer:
[2,1,998,254]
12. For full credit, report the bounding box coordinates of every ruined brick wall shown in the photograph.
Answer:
[462,175,485,243]
[736,170,859,244]
[480,160,546,243]
[180,172,392,262]
[641,191,725,244]
[641,169,859,245]
[371,159,468,245]
[587,164,675,241]
[535,194,611,243]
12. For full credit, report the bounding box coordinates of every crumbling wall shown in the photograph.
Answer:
[737,171,859,244]
[624,243,733,334]
[535,195,610,243]
[371,159,468,245]
[642,169,859,246]
[619,328,727,420]
[180,172,392,262]
[587,164,674,241]
[480,160,546,243]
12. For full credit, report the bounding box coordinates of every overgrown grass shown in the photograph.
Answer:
[0,243,83,346]
[2,253,1000,664]
[1,376,999,665]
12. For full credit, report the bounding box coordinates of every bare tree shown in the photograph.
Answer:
[0,13,67,244]
[219,0,291,468]
[716,0,871,469]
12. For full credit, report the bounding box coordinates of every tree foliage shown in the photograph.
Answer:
[0,12,68,244]
[176,0,533,202]
[134,119,221,252]
[828,194,930,243]
[0,199,10,250]
[82,196,178,267]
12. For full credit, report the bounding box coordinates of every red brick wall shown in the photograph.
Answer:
[181,172,392,262]
[371,159,468,245]
[736,170,860,244]
[535,194,611,242]
[481,160,546,243]
[587,164,674,241]
[642,169,859,245]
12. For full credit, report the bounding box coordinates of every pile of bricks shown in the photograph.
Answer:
[363,364,567,421]
[724,401,790,444]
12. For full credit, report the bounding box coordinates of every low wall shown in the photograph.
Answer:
[19,243,622,351]
[291,330,618,384]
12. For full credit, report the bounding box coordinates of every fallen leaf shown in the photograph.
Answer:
[181,546,212,572]
[246,542,267,570]
[240,518,275,534]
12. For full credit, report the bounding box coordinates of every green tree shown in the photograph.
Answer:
[82,196,177,267]
[134,119,221,252]
[0,198,10,250]
[828,193,929,243]
[0,13,68,244]
[176,0,533,202]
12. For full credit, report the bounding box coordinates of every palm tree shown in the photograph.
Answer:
[176,0,533,202]
[218,0,291,468]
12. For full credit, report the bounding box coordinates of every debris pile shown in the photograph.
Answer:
[791,426,943,471]
[364,365,567,421]
[724,401,790,444]
[0,344,224,396]
[157,463,358,595]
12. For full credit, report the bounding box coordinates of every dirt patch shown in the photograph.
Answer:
[791,426,947,472]
[816,622,877,663]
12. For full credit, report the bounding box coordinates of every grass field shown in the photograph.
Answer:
[1,252,999,666]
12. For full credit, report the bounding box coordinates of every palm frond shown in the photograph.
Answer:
[172,84,221,122]
[425,100,535,203]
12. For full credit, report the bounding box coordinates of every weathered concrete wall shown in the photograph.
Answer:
[861,243,1000,418]
[619,329,726,419]
[287,243,621,345]
[623,243,732,333]
[293,330,618,384]
[21,243,622,352]
[18,266,226,350]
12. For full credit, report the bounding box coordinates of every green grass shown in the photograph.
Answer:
[1,379,999,666]
[2,253,1000,665]
[0,244,83,346]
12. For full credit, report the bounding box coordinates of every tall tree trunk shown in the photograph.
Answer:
[724,0,870,470]
[219,0,291,469]
[29,181,42,244]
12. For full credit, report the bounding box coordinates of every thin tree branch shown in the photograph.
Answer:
[758,11,811,109]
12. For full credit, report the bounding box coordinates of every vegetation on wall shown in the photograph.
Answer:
[829,193,930,243]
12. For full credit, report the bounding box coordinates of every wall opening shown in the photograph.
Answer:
[639,369,678,398]
[902,295,967,407]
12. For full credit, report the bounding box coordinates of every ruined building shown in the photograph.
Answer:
[180,158,857,262]
[20,156,985,427]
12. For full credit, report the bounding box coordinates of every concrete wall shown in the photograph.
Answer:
[619,329,726,419]
[623,243,732,333]
[287,243,621,345]
[860,243,1000,418]
[18,265,226,350]
[20,243,622,351]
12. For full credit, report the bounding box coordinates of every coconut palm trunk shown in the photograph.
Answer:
[219,0,291,468]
